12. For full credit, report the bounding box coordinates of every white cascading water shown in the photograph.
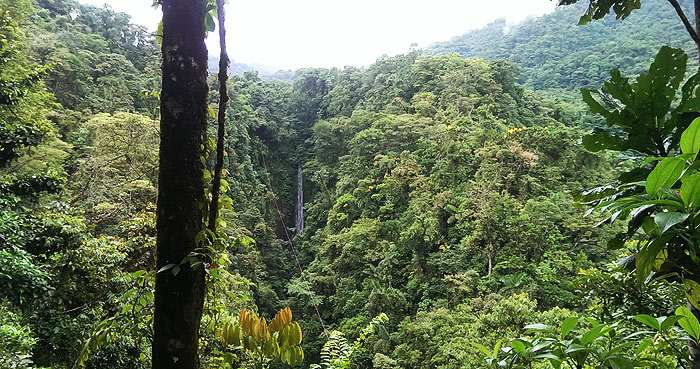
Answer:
[295,164,304,235]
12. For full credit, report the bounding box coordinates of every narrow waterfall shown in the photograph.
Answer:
[295,164,304,235]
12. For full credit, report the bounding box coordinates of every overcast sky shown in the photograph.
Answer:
[76,0,557,70]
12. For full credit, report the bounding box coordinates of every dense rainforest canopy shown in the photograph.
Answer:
[1,0,700,368]
[426,0,698,90]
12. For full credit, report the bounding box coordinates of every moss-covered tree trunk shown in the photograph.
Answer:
[152,0,208,368]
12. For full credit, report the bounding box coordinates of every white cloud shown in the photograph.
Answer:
[76,0,556,70]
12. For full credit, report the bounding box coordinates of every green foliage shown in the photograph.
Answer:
[575,264,684,322]
[0,245,50,308]
[562,2,700,363]
[29,0,159,114]
[484,308,700,369]
[219,307,305,368]
[0,302,38,369]
[311,313,388,369]
[675,306,700,341]
[576,46,700,300]
[580,46,698,156]
[1,169,65,197]
[558,0,641,24]
[608,123,699,286]
[426,0,697,91]
[481,315,677,368]
[5,0,682,367]
[0,118,49,166]
[0,0,55,170]
[212,51,620,367]
[74,268,156,368]
[67,112,159,231]
[313,332,353,369]
[390,293,569,369]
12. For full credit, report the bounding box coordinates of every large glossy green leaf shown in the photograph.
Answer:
[633,314,660,331]
[651,46,686,90]
[641,215,659,236]
[580,324,604,344]
[565,342,588,354]
[603,69,633,112]
[635,232,673,285]
[561,316,579,337]
[531,340,554,353]
[654,212,689,234]
[682,117,700,155]
[635,47,686,126]
[579,47,689,157]
[646,157,685,197]
[659,315,684,332]
[673,74,700,136]
[470,342,493,359]
[686,280,700,310]
[681,173,700,208]
[510,339,527,355]
[676,306,700,340]
[607,356,634,369]
[534,353,561,360]
[559,0,641,24]
[204,12,215,32]
[582,130,624,152]
[581,88,611,117]
[493,338,503,359]
[549,358,563,369]
[524,324,554,334]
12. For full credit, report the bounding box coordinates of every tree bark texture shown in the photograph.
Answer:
[208,0,229,232]
[152,0,208,368]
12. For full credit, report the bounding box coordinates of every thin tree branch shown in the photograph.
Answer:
[667,0,700,55]
[208,0,229,232]
[660,332,690,369]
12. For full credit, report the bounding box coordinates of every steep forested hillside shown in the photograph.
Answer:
[426,0,697,90]
[2,0,699,368]
[1,0,162,367]
[218,49,637,367]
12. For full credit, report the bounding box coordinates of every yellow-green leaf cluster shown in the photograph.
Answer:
[220,307,304,367]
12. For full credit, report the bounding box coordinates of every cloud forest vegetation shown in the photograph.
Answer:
[1,0,700,368]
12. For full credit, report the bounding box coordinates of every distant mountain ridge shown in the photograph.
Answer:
[425,0,697,90]
[207,55,292,81]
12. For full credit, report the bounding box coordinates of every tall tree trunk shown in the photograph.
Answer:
[152,0,208,368]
